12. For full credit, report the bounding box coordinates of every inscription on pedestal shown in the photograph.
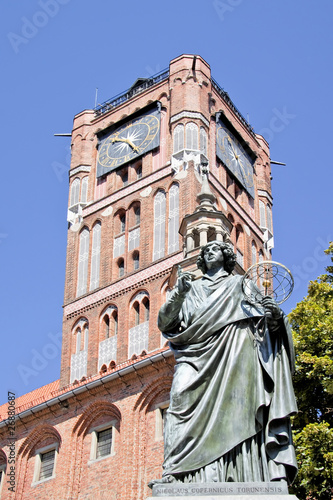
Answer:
[152,482,289,497]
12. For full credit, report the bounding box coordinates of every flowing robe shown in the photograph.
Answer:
[158,271,297,484]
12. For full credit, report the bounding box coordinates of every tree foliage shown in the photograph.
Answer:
[289,242,333,500]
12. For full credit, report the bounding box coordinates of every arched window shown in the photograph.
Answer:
[135,161,142,179]
[185,122,198,150]
[114,211,126,258]
[266,204,273,233]
[168,184,179,254]
[259,250,264,263]
[251,241,257,265]
[71,318,88,382]
[142,297,150,322]
[121,169,128,187]
[81,176,88,203]
[118,258,124,277]
[77,227,89,296]
[235,225,244,267]
[173,124,184,153]
[90,222,101,291]
[207,227,217,242]
[128,203,140,251]
[134,205,140,225]
[153,190,166,261]
[70,178,80,206]
[98,306,118,368]
[259,200,266,228]
[129,292,150,357]
[133,251,140,270]
[200,127,208,156]
[133,302,140,326]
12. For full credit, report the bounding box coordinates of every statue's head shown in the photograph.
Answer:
[197,241,236,275]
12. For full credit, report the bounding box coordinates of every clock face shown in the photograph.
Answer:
[96,108,160,178]
[216,122,255,198]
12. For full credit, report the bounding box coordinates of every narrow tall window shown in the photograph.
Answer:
[134,206,140,225]
[96,428,113,458]
[90,222,101,291]
[168,184,179,254]
[153,190,166,261]
[185,122,198,150]
[118,259,124,277]
[259,200,266,228]
[134,302,140,326]
[120,214,126,232]
[39,449,56,481]
[70,178,80,206]
[200,127,208,156]
[173,124,184,153]
[81,176,88,203]
[77,227,89,296]
[252,241,257,265]
[133,251,140,270]
[266,204,273,233]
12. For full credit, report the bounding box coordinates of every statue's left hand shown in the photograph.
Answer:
[262,296,282,321]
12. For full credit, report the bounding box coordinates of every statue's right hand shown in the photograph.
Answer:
[177,272,193,294]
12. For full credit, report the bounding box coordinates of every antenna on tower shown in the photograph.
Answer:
[95,88,98,109]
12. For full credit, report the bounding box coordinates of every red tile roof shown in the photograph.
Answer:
[0,347,171,423]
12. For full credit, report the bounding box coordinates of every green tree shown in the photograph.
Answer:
[289,242,333,499]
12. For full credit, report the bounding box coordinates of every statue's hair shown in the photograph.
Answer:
[197,241,236,275]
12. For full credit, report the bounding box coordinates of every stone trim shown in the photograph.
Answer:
[170,111,210,128]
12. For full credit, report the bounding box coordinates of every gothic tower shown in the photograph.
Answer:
[0,55,274,500]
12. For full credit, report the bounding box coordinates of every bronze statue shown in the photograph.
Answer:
[156,241,297,484]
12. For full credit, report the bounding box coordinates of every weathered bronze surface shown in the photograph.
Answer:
[156,241,297,485]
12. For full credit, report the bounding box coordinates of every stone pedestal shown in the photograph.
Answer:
[149,482,298,500]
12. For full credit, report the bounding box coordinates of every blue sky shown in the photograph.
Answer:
[0,0,332,404]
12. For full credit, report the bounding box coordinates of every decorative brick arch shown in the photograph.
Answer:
[15,424,62,500]
[72,400,121,437]
[18,424,62,459]
[65,400,122,499]
[133,375,172,413]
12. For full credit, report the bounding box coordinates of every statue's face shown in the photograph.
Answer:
[203,243,224,270]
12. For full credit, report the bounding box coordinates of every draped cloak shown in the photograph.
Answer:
[158,271,297,484]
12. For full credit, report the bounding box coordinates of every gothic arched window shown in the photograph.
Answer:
[168,184,179,254]
[173,124,184,153]
[77,227,89,297]
[90,222,101,291]
[153,190,166,261]
[185,122,198,150]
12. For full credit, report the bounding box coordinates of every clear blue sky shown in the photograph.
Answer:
[1,0,332,405]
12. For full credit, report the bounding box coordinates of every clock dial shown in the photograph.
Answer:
[96,108,160,177]
[216,122,255,198]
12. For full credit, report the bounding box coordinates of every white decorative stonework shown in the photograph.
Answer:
[170,111,210,128]
[113,235,125,258]
[70,350,87,383]
[171,150,203,173]
[128,228,140,251]
[140,186,152,197]
[128,321,149,358]
[98,336,117,368]
[101,206,113,217]
[69,165,91,177]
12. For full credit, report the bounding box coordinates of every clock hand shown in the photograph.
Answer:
[227,137,239,160]
[111,135,139,152]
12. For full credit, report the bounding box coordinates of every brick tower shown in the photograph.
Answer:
[0,55,273,500]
